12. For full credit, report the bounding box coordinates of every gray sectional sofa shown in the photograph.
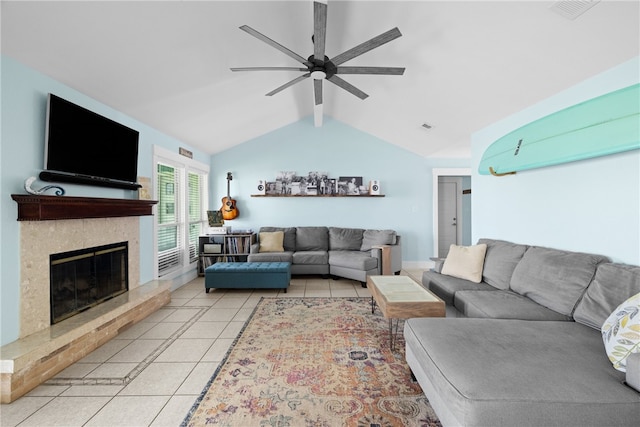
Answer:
[405,238,640,427]
[247,226,402,283]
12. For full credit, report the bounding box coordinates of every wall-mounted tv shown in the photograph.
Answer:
[40,93,141,190]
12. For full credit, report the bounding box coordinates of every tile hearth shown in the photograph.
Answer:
[0,274,398,427]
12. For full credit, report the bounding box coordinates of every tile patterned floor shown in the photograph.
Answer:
[1,271,424,426]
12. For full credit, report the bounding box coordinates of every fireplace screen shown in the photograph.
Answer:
[50,242,129,324]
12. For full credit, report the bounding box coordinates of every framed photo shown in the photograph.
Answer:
[307,171,329,195]
[327,178,337,195]
[266,182,278,195]
[207,210,224,226]
[275,171,297,195]
[338,176,363,195]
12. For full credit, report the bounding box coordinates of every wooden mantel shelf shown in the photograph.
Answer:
[11,194,157,221]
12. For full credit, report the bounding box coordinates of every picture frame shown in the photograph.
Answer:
[338,176,363,195]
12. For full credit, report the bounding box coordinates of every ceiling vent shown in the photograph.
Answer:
[550,0,600,20]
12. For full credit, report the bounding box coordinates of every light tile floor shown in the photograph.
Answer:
[1,270,424,427]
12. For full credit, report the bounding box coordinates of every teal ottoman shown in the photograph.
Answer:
[205,262,291,293]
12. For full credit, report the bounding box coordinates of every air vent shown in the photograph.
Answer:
[550,0,600,20]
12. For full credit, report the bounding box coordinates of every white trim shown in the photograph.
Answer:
[432,168,471,258]
[152,145,209,280]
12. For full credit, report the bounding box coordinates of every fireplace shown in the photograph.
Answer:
[50,242,129,324]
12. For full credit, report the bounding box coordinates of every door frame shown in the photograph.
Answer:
[432,168,471,258]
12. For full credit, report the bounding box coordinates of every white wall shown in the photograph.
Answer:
[472,57,640,264]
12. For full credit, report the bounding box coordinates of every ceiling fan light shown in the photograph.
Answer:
[311,70,327,80]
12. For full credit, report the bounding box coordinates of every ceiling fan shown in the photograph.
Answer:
[231,0,405,127]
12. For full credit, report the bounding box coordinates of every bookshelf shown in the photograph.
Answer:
[198,232,256,275]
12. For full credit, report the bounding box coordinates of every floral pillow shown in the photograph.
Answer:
[601,292,640,372]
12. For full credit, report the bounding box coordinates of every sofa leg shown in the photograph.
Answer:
[394,271,401,275]
[361,282,367,288]
[409,370,417,382]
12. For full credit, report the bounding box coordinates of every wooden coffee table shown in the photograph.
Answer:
[367,275,445,350]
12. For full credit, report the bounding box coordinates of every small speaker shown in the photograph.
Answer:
[369,180,381,195]
[255,180,266,195]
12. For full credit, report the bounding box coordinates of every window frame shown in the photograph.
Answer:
[153,145,209,280]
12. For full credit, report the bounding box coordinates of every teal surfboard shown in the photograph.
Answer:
[479,83,640,176]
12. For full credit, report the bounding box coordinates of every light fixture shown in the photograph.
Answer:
[311,70,327,80]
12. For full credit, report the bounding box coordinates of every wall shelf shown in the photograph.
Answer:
[11,194,157,221]
[251,194,385,198]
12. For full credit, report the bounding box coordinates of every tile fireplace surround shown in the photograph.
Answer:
[1,196,170,403]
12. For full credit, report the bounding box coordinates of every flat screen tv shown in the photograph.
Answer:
[40,93,141,190]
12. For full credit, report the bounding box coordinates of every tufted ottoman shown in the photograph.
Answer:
[204,262,291,293]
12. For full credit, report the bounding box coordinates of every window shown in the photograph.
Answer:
[154,146,209,278]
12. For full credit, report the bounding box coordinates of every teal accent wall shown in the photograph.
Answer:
[0,56,209,345]
[472,57,640,264]
[209,117,469,268]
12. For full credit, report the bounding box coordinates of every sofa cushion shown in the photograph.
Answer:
[574,263,640,330]
[247,251,293,263]
[329,251,378,271]
[292,251,328,265]
[601,292,640,372]
[454,290,571,321]
[295,227,328,251]
[510,246,609,316]
[258,231,284,252]
[441,244,487,283]
[329,227,364,251]
[360,229,396,251]
[478,238,529,290]
[260,227,296,252]
[422,270,497,306]
[404,318,637,427]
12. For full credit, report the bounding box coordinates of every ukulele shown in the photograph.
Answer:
[221,172,239,220]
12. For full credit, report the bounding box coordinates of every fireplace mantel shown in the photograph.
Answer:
[11,194,157,221]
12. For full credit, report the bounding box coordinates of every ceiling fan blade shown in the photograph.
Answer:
[327,75,369,100]
[313,1,327,62]
[265,73,310,96]
[336,66,405,75]
[231,67,309,72]
[314,78,323,127]
[240,25,313,67]
[330,27,402,66]
[314,102,323,127]
[314,78,323,106]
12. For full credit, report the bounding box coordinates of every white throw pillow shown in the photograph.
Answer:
[259,231,284,252]
[601,292,640,372]
[441,244,487,283]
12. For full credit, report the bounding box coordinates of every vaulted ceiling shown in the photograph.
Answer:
[2,1,638,158]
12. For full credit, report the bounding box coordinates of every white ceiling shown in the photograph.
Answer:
[2,1,638,158]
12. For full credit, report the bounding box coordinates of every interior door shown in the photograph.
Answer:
[438,180,459,257]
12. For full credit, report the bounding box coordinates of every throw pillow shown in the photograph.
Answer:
[601,292,640,372]
[259,231,284,253]
[441,244,488,283]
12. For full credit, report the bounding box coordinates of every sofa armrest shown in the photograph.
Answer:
[371,235,402,275]
[372,245,392,275]
[250,243,260,254]
[626,352,640,392]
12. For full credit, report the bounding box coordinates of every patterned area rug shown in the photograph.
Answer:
[182,297,441,426]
